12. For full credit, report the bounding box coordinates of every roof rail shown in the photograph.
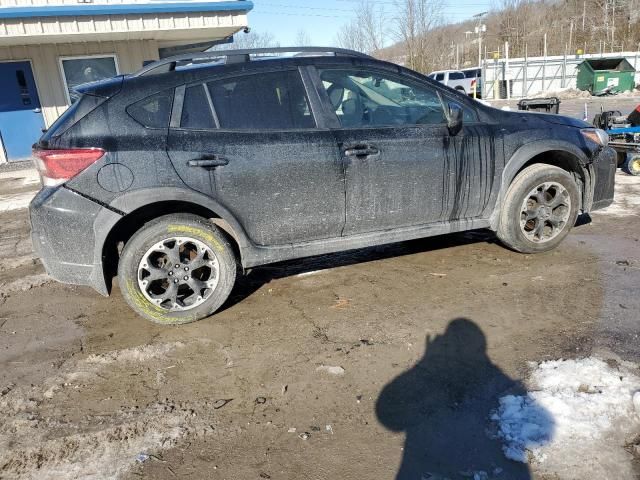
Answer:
[133,46,372,77]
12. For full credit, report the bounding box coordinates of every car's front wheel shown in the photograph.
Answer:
[625,154,640,176]
[118,214,237,325]
[497,164,580,253]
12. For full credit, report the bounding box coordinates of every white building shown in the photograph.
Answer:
[0,0,253,163]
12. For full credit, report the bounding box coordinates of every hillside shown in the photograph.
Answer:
[375,0,640,73]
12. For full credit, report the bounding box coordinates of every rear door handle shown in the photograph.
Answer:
[343,145,380,157]
[188,154,229,168]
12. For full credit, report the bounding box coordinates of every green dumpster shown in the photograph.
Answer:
[576,58,636,94]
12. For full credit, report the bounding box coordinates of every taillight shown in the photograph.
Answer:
[32,148,105,187]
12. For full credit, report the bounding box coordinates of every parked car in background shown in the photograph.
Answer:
[461,67,482,97]
[428,69,474,95]
[30,47,616,325]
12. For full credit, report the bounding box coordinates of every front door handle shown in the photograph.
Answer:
[188,154,229,168]
[343,144,380,157]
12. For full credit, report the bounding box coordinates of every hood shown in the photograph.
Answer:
[532,112,591,128]
[481,105,590,129]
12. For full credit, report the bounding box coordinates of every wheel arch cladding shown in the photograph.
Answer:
[490,141,591,229]
[97,188,249,293]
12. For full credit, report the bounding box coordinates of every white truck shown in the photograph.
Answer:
[427,69,479,96]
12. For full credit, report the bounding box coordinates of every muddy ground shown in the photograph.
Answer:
[1,98,639,479]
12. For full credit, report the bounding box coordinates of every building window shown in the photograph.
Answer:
[59,55,118,103]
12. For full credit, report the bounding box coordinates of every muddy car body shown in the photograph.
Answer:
[29,47,616,324]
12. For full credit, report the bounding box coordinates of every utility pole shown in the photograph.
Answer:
[569,20,573,54]
[473,12,488,68]
[612,0,616,52]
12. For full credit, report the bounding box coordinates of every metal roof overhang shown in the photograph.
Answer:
[0,1,253,46]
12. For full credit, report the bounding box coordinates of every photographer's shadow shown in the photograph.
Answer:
[376,318,552,480]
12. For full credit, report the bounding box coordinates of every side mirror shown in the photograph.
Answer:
[447,103,463,136]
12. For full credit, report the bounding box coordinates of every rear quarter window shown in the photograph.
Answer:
[127,90,173,128]
[43,94,106,138]
[449,72,465,80]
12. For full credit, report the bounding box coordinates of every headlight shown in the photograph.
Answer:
[581,128,609,146]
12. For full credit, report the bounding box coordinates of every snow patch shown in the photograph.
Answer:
[0,273,51,296]
[0,255,36,272]
[596,172,640,217]
[0,341,195,479]
[529,87,592,99]
[492,357,640,478]
[0,190,36,212]
[316,365,345,376]
[0,168,38,181]
[85,342,185,365]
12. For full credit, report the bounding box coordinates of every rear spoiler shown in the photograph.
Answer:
[73,75,125,98]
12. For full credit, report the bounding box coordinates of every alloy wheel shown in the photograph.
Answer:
[519,181,572,243]
[137,236,220,311]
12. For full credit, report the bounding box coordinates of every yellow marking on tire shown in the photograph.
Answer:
[167,225,224,252]
[126,278,194,324]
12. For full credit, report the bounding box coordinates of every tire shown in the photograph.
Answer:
[624,154,640,176]
[455,86,466,95]
[118,214,237,325]
[497,164,580,253]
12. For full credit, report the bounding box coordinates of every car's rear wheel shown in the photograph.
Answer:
[497,164,580,253]
[118,214,236,325]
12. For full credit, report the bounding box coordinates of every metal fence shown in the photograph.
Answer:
[481,50,640,99]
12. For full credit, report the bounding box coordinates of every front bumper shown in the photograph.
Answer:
[29,186,120,296]
[589,146,617,211]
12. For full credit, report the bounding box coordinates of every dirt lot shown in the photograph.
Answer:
[1,98,640,480]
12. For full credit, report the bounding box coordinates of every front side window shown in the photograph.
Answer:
[319,68,448,128]
[207,71,315,130]
[60,56,118,104]
[435,73,445,81]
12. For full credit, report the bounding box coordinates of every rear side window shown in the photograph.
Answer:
[181,84,216,129]
[207,71,315,130]
[464,69,480,78]
[127,90,173,128]
[449,72,465,80]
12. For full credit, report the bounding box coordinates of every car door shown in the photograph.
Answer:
[312,66,495,236]
[167,69,345,246]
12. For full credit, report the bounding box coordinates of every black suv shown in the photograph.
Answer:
[30,47,616,324]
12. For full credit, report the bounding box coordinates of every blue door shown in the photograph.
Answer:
[0,61,45,162]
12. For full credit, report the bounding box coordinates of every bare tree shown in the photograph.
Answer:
[295,29,312,46]
[213,31,280,50]
[393,0,443,73]
[336,1,388,54]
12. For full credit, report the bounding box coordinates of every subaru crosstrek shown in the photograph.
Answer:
[29,47,616,324]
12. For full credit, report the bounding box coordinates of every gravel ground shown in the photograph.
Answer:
[0,98,639,480]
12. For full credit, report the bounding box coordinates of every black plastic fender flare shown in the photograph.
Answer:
[489,139,592,230]
[92,186,253,277]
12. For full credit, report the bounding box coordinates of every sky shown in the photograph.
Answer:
[247,0,495,47]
